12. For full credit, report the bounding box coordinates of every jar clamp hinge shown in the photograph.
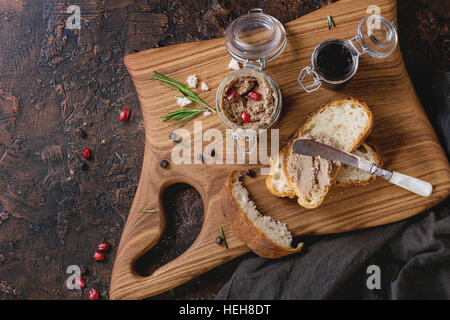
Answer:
[297,66,322,93]
[243,58,266,70]
[231,130,257,155]
[347,35,365,57]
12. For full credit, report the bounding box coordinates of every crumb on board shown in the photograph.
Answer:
[186,74,198,88]
[227,58,240,71]
[175,96,192,107]
[201,81,209,91]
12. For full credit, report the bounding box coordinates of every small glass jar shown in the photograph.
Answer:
[298,14,398,92]
[216,8,286,154]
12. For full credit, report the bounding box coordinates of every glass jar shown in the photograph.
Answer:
[216,8,286,154]
[298,14,398,92]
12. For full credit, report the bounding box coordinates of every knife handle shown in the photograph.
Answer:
[369,165,432,197]
[388,171,433,197]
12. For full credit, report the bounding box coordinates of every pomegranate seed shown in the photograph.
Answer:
[226,89,237,101]
[97,242,110,251]
[93,250,104,261]
[119,108,130,122]
[75,277,85,289]
[81,147,91,159]
[240,111,251,123]
[88,288,99,300]
[247,91,262,101]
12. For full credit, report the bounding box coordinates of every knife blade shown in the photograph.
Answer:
[292,139,433,197]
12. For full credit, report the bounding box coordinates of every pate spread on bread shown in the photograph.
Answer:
[283,97,373,208]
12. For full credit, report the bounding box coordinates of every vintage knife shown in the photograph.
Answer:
[292,139,433,197]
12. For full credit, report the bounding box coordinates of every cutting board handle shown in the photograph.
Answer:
[109,171,248,300]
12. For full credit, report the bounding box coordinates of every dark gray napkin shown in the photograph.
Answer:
[216,206,449,299]
[216,71,450,300]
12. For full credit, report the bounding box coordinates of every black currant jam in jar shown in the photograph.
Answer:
[316,42,353,81]
[298,14,398,92]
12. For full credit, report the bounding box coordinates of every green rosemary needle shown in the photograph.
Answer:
[137,209,157,213]
[160,109,205,127]
[220,227,229,249]
[115,152,124,162]
[327,15,336,29]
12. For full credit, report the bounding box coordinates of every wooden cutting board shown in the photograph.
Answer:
[110,0,450,300]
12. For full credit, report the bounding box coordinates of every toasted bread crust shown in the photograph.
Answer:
[265,174,297,198]
[222,171,303,258]
[364,139,384,168]
[265,145,297,198]
[282,97,374,208]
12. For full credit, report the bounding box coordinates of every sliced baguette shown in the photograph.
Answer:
[222,171,303,258]
[266,144,297,198]
[283,97,373,208]
[334,141,383,187]
[266,142,382,196]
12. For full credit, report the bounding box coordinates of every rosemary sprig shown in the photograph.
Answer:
[161,109,205,127]
[327,15,336,29]
[151,71,215,113]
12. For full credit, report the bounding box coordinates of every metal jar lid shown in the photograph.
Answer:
[225,8,286,70]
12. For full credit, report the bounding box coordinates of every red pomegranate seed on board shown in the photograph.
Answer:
[119,108,130,122]
[240,111,251,123]
[97,242,110,251]
[88,288,99,300]
[247,91,262,101]
[81,147,91,159]
[93,250,104,261]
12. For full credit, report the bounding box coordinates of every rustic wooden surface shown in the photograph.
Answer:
[0,0,448,300]
[110,0,450,299]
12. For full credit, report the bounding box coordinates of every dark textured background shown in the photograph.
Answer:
[0,0,448,299]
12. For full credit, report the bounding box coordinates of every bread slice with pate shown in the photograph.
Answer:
[266,144,297,199]
[283,97,373,208]
[266,141,382,197]
[222,171,303,258]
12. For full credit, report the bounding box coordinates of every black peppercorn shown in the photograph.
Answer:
[246,169,256,177]
[215,237,223,244]
[169,132,180,142]
[78,128,87,139]
[80,266,89,276]
[160,160,169,168]
[208,149,215,157]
